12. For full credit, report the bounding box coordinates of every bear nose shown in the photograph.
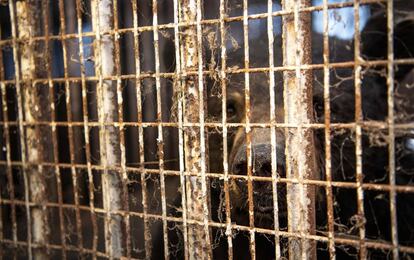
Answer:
[232,144,285,177]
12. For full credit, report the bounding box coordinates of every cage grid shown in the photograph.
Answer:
[0,0,413,259]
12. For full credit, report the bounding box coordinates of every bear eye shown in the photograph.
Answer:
[226,101,238,120]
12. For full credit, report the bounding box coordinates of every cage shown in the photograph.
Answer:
[0,0,413,259]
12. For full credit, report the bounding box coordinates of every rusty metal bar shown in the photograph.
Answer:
[0,189,411,257]
[8,3,33,258]
[91,0,124,257]
[130,1,153,258]
[173,0,189,258]
[353,1,367,259]
[386,0,399,258]
[151,1,170,258]
[178,0,212,259]
[267,0,282,259]
[2,191,414,248]
[282,0,317,259]
[0,57,413,85]
[0,0,390,49]
[43,0,67,258]
[75,0,99,257]
[195,0,212,257]
[58,0,84,255]
[9,1,52,258]
[241,0,257,258]
[1,233,414,259]
[219,0,234,259]
[322,0,335,259]
[1,230,413,258]
[0,158,413,192]
[0,119,413,130]
[16,4,51,257]
[112,0,132,258]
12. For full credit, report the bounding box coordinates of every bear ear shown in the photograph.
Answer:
[393,19,414,79]
[361,11,414,59]
[394,19,414,58]
[360,9,414,83]
[360,12,388,61]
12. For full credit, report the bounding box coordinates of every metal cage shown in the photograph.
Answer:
[0,0,413,259]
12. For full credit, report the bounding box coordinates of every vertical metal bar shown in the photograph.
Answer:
[130,1,152,258]
[64,0,86,195]
[75,0,99,257]
[322,1,335,259]
[386,1,399,259]
[0,24,18,253]
[8,2,32,258]
[172,0,189,258]
[43,0,67,258]
[58,0,84,255]
[91,0,124,257]
[267,0,281,259]
[178,0,212,259]
[196,0,211,257]
[219,1,234,259]
[353,1,367,259]
[241,1,256,259]
[9,1,51,258]
[281,0,317,259]
[112,1,132,258]
[151,1,170,259]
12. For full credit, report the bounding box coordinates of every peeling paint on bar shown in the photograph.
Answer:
[75,0,99,257]
[353,2,367,259]
[131,0,153,258]
[281,0,317,259]
[57,0,84,256]
[386,1,399,259]
[10,1,51,259]
[173,0,190,259]
[219,0,234,259]
[151,0,170,259]
[178,0,212,259]
[91,0,124,257]
[44,1,68,258]
[321,0,336,258]
[267,0,282,258]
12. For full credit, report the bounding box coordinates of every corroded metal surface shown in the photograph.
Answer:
[9,1,51,258]
[91,0,124,257]
[281,0,317,259]
[177,0,212,259]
